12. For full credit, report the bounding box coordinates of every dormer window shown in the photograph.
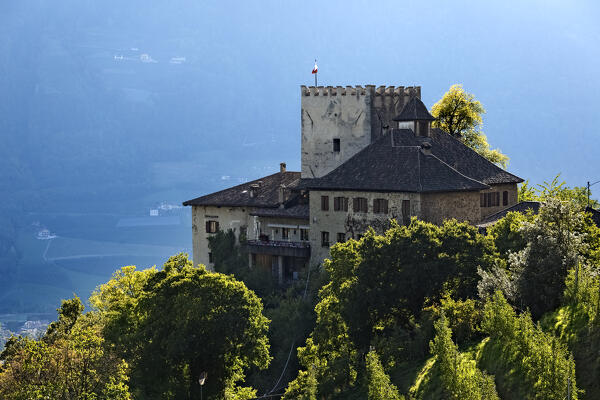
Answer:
[393,97,436,138]
[417,121,430,137]
[333,138,340,152]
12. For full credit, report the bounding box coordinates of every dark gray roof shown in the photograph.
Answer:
[183,171,301,208]
[391,129,523,185]
[303,133,489,193]
[393,97,436,121]
[250,204,309,220]
[478,201,541,227]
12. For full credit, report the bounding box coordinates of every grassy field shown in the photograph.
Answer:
[1,214,191,315]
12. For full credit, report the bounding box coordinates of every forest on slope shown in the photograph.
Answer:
[1,179,600,399]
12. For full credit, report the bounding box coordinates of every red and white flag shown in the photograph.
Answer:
[312,60,318,74]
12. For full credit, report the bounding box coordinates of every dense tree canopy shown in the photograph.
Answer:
[91,254,271,400]
[0,298,131,400]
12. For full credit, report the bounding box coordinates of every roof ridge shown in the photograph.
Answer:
[431,128,520,179]
[427,151,489,188]
[182,170,300,206]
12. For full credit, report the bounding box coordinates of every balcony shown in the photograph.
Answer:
[246,239,311,258]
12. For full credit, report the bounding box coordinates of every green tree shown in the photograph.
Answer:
[481,292,579,400]
[287,219,496,398]
[431,84,508,168]
[518,174,599,209]
[89,265,157,359]
[0,299,130,400]
[365,350,402,400]
[512,198,592,319]
[430,314,499,400]
[131,254,271,399]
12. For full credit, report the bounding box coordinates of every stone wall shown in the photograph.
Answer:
[300,85,419,179]
[191,205,251,270]
[308,189,421,265]
[480,183,519,219]
[420,191,481,225]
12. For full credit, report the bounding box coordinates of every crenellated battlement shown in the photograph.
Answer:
[300,85,420,98]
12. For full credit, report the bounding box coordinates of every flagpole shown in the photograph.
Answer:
[315,71,317,86]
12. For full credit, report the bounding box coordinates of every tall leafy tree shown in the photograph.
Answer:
[431,84,509,168]
[131,254,270,399]
[429,314,499,400]
[365,350,402,400]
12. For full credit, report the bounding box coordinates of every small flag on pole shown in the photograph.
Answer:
[312,59,318,86]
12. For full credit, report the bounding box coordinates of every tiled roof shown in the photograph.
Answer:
[250,204,309,220]
[393,97,436,121]
[182,171,301,208]
[477,201,541,227]
[392,129,523,185]
[303,133,489,193]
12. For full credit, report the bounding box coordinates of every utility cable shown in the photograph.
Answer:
[263,264,313,397]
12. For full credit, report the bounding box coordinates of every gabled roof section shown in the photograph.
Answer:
[304,133,489,193]
[393,97,436,121]
[250,204,309,220]
[478,201,541,228]
[183,171,301,208]
[391,128,523,185]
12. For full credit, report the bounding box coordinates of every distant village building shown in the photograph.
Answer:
[184,85,523,282]
[36,228,56,240]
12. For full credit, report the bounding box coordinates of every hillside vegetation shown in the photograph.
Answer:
[2,180,600,399]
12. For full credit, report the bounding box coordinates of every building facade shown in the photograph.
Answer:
[184,84,523,281]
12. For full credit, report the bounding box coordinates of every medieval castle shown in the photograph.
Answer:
[183,85,523,283]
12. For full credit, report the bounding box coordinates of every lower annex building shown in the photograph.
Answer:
[183,84,523,283]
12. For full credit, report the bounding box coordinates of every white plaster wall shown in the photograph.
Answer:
[191,205,251,270]
[301,87,373,179]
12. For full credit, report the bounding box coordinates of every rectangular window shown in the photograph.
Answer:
[321,195,329,211]
[353,197,368,213]
[205,220,219,233]
[373,198,389,214]
[300,229,309,241]
[337,232,346,243]
[281,228,289,240]
[480,192,500,207]
[402,200,411,225]
[418,121,429,137]
[334,196,348,211]
[503,191,508,206]
[333,138,340,152]
[321,231,330,247]
[208,252,214,263]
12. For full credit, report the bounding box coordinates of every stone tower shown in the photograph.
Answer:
[300,85,421,179]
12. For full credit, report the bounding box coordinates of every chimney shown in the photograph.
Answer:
[420,142,432,155]
[280,162,286,173]
[278,185,287,207]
